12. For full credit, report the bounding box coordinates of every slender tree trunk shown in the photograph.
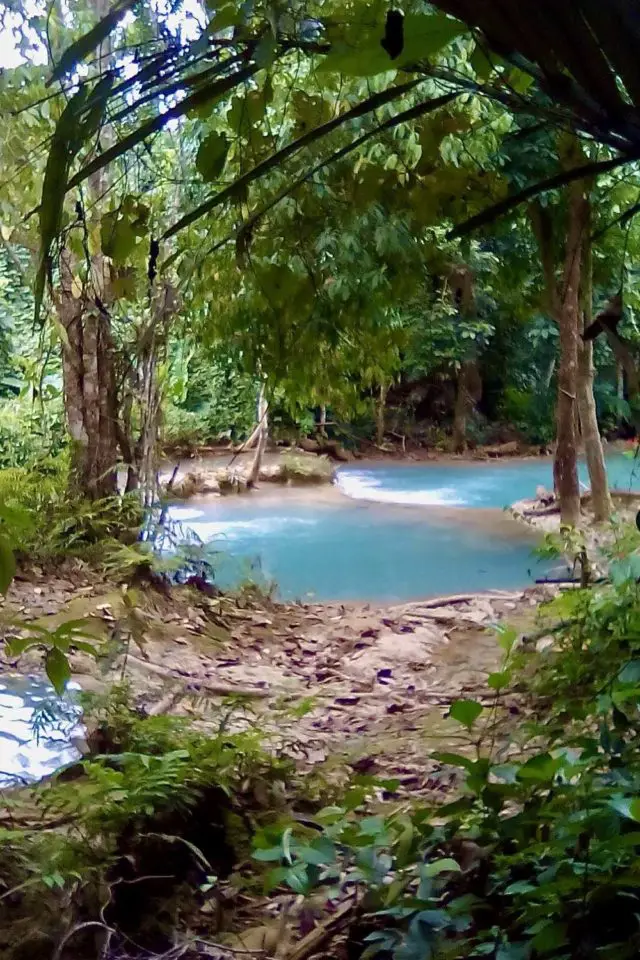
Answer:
[553,188,583,527]
[451,361,481,453]
[544,356,556,390]
[319,404,327,438]
[577,207,611,521]
[376,384,387,446]
[247,382,268,488]
[617,363,625,426]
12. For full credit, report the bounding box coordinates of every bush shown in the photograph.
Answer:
[499,385,555,445]
[0,686,295,958]
[0,458,143,561]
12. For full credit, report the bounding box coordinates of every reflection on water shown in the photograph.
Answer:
[0,676,82,785]
[169,495,547,603]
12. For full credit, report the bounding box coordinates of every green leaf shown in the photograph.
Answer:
[618,660,640,683]
[283,863,311,895]
[495,624,518,654]
[0,534,16,595]
[424,858,461,878]
[253,845,285,862]
[505,880,537,895]
[488,671,511,691]
[531,921,568,953]
[470,44,500,81]
[209,2,242,29]
[397,12,466,66]
[449,699,483,729]
[610,796,640,822]
[36,86,90,322]
[196,132,230,182]
[101,213,137,264]
[45,646,71,694]
[5,636,37,657]
[517,753,559,782]
[360,815,386,837]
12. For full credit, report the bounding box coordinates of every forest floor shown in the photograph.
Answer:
[0,563,559,958]
[2,564,551,796]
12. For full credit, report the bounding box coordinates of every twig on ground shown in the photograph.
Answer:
[52,921,115,960]
[285,899,356,960]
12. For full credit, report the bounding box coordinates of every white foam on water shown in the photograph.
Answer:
[336,471,465,506]
[177,515,319,543]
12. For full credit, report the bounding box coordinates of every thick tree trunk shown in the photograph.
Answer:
[58,256,119,499]
[57,0,119,500]
[553,189,583,527]
[247,382,268,488]
[577,215,611,521]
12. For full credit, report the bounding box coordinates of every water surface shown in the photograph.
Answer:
[336,453,640,508]
[171,496,546,603]
[0,676,81,785]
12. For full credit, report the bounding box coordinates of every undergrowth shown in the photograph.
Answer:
[0,684,296,960]
[252,562,640,960]
[0,458,143,563]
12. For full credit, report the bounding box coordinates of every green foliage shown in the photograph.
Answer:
[0,392,66,468]
[252,555,640,960]
[499,386,555,445]
[164,349,257,446]
[0,459,142,561]
[0,685,294,952]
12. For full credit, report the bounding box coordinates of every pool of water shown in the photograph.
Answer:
[336,453,640,508]
[0,676,82,785]
[168,454,640,602]
[170,497,548,603]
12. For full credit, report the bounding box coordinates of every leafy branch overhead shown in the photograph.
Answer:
[34,0,640,312]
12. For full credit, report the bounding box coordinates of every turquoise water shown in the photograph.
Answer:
[336,453,640,509]
[168,454,640,602]
[170,498,547,603]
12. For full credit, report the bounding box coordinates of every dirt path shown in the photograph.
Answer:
[1,567,548,795]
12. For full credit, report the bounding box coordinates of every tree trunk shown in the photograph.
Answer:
[376,385,386,446]
[58,0,119,500]
[247,382,268,488]
[451,361,481,453]
[544,356,556,390]
[58,255,119,499]
[617,363,625,425]
[577,208,611,521]
[553,188,583,527]
[319,404,327,439]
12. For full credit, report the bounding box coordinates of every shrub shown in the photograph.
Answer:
[0,459,143,561]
